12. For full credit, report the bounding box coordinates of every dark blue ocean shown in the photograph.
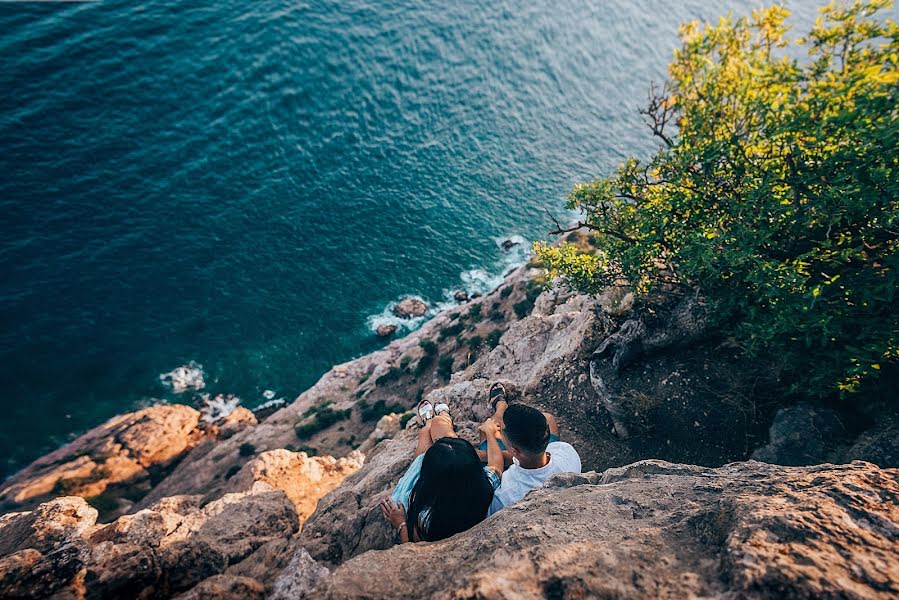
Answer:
[0,1,824,477]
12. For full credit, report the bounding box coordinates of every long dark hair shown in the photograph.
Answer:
[406,437,495,542]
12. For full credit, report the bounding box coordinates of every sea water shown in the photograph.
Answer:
[0,1,826,477]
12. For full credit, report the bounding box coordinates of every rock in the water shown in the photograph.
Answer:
[392,297,428,319]
[453,290,469,303]
[314,460,899,599]
[375,323,397,337]
[500,238,519,250]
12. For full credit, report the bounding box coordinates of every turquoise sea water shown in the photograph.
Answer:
[0,1,825,477]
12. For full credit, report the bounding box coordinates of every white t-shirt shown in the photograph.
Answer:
[488,441,581,515]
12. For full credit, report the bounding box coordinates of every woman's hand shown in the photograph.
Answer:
[478,418,499,438]
[379,498,406,530]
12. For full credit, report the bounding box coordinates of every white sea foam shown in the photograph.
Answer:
[198,392,241,423]
[159,361,206,394]
[262,389,276,400]
[366,234,533,336]
[255,397,287,412]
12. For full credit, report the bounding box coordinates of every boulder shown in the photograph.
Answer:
[392,298,428,319]
[375,324,397,338]
[752,402,848,465]
[500,238,520,250]
[314,460,899,599]
[0,497,96,556]
[453,290,469,303]
[223,449,364,522]
[172,574,265,600]
[269,547,331,600]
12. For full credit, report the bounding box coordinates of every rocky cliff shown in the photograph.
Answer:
[1,246,897,599]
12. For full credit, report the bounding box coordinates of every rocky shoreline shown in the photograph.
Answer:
[1,233,897,598]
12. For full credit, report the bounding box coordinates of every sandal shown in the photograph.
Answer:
[417,399,435,426]
[433,402,451,419]
[488,382,507,411]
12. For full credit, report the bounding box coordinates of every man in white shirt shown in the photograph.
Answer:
[487,402,581,515]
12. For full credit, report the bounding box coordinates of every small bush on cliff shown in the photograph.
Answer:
[359,399,406,422]
[295,407,352,439]
[538,2,899,398]
[419,339,438,356]
[238,443,256,457]
[437,354,455,379]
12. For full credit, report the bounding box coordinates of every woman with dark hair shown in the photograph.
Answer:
[379,399,504,542]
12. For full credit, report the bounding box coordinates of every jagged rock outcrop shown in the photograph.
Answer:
[312,460,899,599]
[0,448,361,599]
[0,405,204,518]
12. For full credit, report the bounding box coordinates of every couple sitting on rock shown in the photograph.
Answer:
[380,383,582,542]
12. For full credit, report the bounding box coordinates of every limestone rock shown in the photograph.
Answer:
[0,405,202,516]
[392,297,428,319]
[356,413,403,455]
[172,574,265,600]
[314,460,899,599]
[223,449,364,522]
[269,547,331,600]
[375,324,397,338]
[0,497,96,556]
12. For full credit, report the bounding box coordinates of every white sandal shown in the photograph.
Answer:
[417,399,435,426]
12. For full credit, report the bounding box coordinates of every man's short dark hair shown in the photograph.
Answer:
[502,403,550,456]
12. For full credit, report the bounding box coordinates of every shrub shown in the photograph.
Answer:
[302,401,334,418]
[360,398,406,422]
[295,407,352,439]
[238,443,256,457]
[500,286,513,298]
[513,300,532,319]
[537,3,899,398]
[224,465,241,480]
[438,322,464,341]
[419,339,438,356]
[485,329,503,349]
[437,355,455,379]
[468,304,483,322]
[399,411,415,428]
[376,366,404,385]
[467,335,483,350]
[414,353,435,376]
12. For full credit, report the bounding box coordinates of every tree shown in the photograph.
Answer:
[537,1,898,398]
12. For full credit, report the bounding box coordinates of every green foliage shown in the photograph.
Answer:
[238,443,256,457]
[359,398,406,422]
[224,465,241,480]
[376,366,404,385]
[538,2,899,398]
[468,304,483,322]
[399,411,415,429]
[512,299,532,319]
[500,286,514,298]
[437,354,456,379]
[485,329,503,349]
[414,353,435,376]
[467,335,483,350]
[438,322,465,340]
[302,401,334,418]
[295,407,352,439]
[419,339,438,356]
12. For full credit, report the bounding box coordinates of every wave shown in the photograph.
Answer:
[366,234,532,336]
[159,361,206,394]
